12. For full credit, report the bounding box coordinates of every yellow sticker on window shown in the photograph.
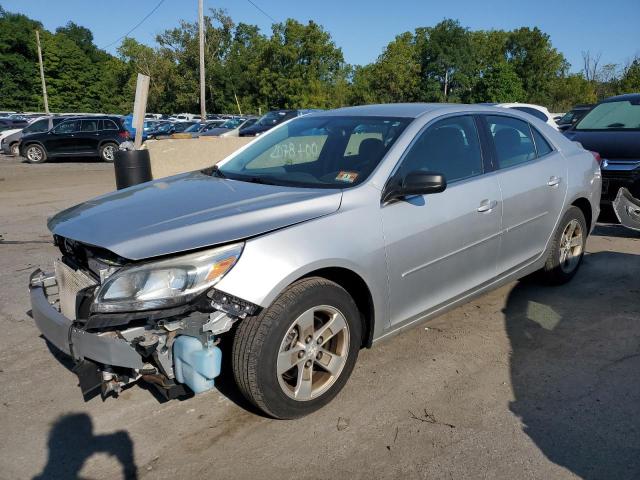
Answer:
[335,171,358,183]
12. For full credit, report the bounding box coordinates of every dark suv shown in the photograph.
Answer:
[2,116,67,156]
[19,116,130,163]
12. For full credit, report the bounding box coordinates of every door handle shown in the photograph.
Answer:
[547,176,561,187]
[477,199,497,213]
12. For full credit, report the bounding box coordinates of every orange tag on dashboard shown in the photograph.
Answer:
[335,171,358,183]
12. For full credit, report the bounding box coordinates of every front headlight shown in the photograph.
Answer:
[92,243,243,313]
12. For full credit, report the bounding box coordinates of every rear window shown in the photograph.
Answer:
[81,119,99,132]
[531,128,553,156]
[486,115,537,169]
[576,100,640,130]
[102,119,119,131]
[511,106,549,122]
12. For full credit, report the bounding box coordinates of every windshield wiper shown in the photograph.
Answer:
[240,176,279,185]
[204,164,226,178]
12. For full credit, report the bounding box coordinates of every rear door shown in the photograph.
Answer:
[482,115,567,273]
[382,115,503,326]
[76,119,101,154]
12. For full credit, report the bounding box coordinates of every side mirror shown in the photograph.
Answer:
[382,171,447,203]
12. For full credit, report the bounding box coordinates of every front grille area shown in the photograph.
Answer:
[54,260,97,320]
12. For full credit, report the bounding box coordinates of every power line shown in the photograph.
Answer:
[246,0,276,23]
[101,0,166,50]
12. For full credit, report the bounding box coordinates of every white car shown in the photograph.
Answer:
[494,103,559,130]
[0,128,21,145]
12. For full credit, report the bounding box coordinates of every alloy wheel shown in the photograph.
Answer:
[277,305,350,401]
[103,145,116,161]
[26,146,43,162]
[559,219,583,273]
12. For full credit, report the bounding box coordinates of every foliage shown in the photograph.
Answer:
[0,6,638,114]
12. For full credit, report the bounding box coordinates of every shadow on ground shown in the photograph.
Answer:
[34,413,138,479]
[506,251,640,479]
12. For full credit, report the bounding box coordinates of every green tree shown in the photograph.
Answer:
[619,59,640,93]
[350,32,421,104]
[0,7,42,110]
[506,27,567,104]
[473,61,525,102]
[416,19,474,101]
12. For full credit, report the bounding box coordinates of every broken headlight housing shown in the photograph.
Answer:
[92,243,243,313]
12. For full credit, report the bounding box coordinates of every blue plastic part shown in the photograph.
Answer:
[173,335,222,394]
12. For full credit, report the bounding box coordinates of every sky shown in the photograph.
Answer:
[3,0,639,72]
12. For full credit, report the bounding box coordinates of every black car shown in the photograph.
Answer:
[556,104,594,131]
[1,116,67,156]
[19,116,130,163]
[239,109,321,137]
[564,93,640,204]
[147,121,197,139]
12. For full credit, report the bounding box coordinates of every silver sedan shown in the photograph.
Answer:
[31,104,601,418]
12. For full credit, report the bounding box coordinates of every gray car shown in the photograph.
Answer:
[29,104,601,418]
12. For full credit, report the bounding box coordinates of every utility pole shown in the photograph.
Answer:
[198,0,206,121]
[35,30,50,114]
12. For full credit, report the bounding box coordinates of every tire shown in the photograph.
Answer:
[539,206,587,285]
[232,277,362,419]
[99,143,118,162]
[24,144,47,164]
[10,142,19,156]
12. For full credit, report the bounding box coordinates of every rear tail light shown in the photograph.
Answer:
[119,130,130,140]
[590,151,602,165]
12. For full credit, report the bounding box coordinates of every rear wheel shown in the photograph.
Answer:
[232,277,362,419]
[539,206,587,284]
[99,143,118,162]
[24,144,47,164]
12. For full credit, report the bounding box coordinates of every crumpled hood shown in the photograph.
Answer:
[48,171,342,260]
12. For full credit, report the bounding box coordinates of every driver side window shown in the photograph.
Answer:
[398,115,483,184]
[54,120,80,134]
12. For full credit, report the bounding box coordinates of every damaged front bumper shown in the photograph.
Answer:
[613,187,640,232]
[30,270,144,369]
[29,268,253,400]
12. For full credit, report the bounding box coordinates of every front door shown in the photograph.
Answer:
[45,119,81,155]
[381,115,502,327]
[482,115,568,273]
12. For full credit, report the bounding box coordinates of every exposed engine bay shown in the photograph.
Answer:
[30,236,258,400]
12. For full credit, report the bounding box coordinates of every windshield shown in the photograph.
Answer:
[576,100,640,130]
[184,123,203,133]
[216,115,411,188]
[256,111,293,127]
[558,111,577,124]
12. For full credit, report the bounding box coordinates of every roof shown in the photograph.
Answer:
[602,93,640,103]
[315,103,452,118]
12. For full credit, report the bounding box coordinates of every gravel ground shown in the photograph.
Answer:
[1,154,639,480]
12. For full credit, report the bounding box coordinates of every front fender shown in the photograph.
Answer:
[214,191,389,337]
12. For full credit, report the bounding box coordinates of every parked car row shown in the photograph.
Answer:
[563,93,640,230]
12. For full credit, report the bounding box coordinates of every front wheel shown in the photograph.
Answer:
[24,144,47,164]
[10,142,19,156]
[99,143,118,162]
[539,206,587,284]
[232,277,362,419]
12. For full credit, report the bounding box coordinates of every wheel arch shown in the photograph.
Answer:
[570,197,593,232]
[21,140,48,158]
[298,267,376,348]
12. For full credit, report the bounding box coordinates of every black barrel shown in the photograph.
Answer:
[114,149,152,190]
